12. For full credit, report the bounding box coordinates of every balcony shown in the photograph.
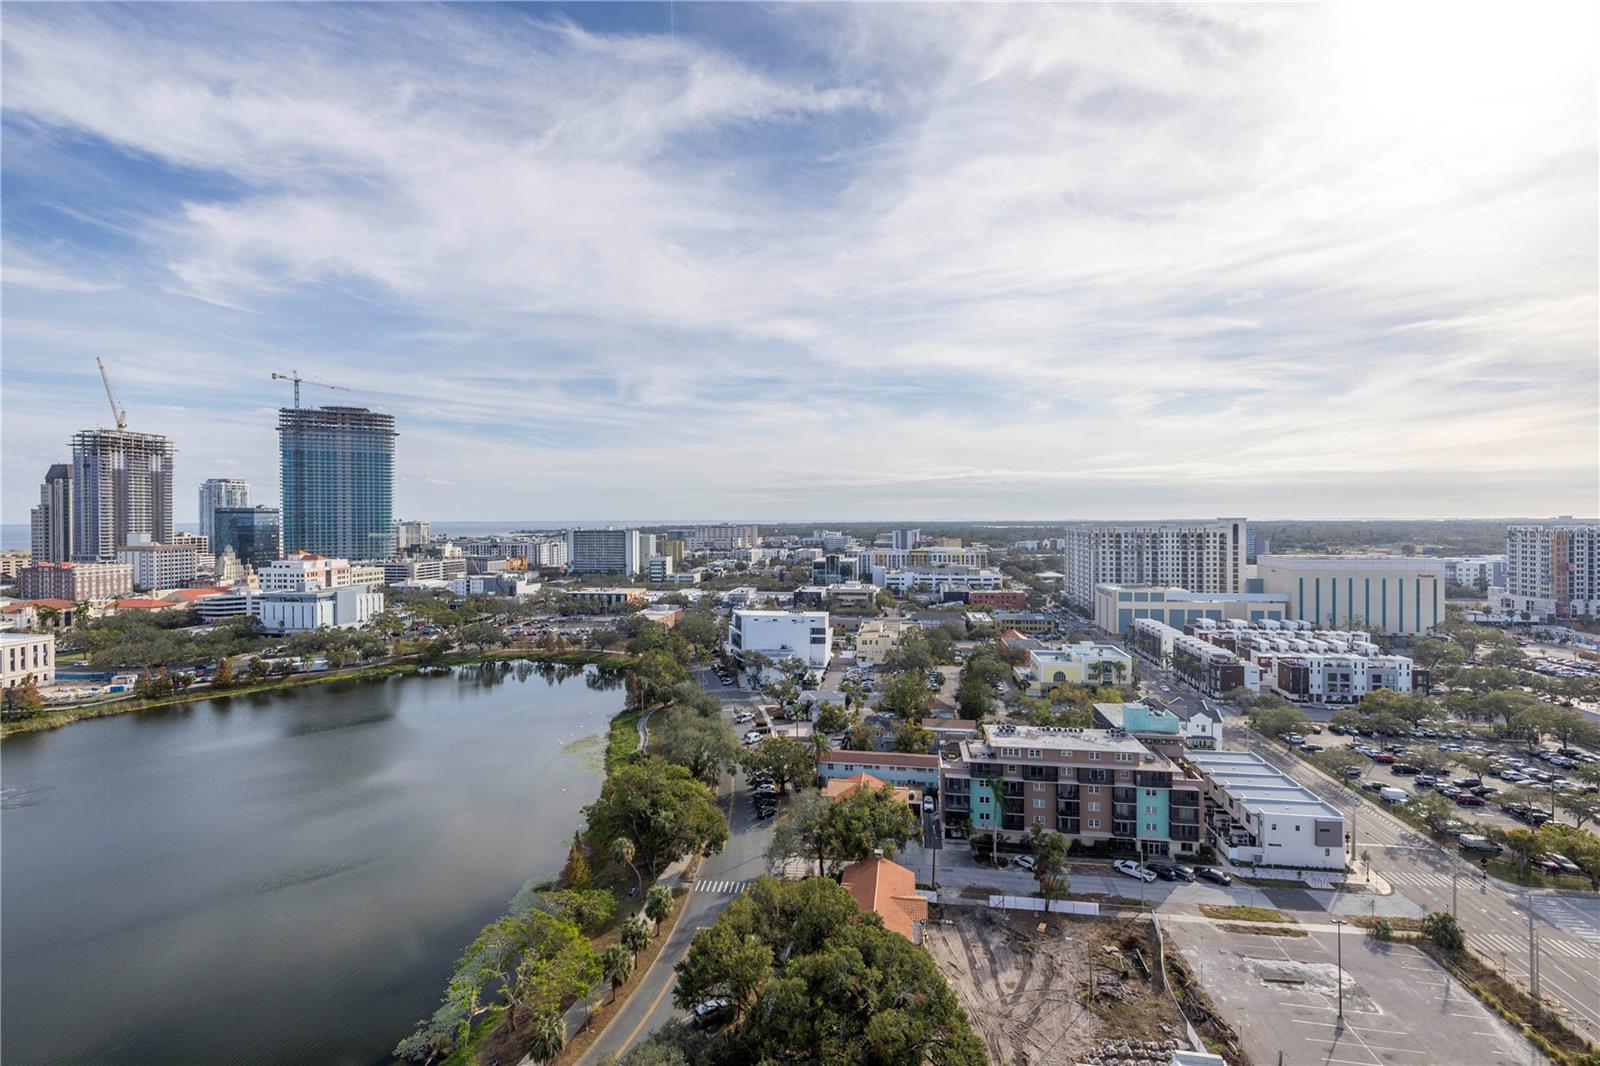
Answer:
[1171,825,1201,842]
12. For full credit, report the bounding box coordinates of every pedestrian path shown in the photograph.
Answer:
[696,879,751,895]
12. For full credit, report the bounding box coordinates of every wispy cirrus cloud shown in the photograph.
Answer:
[2,2,1594,523]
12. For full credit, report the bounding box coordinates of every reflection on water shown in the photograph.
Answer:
[1,667,620,1066]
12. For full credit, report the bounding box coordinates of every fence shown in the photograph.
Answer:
[986,895,1099,915]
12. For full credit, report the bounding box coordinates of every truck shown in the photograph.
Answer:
[1458,833,1500,854]
[1379,787,1409,804]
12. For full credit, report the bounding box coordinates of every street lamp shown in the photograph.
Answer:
[1332,917,1346,1023]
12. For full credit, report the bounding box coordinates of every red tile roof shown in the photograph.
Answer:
[14,598,77,610]
[840,856,927,941]
[110,598,181,610]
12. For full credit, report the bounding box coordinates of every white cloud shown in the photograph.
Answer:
[1,3,1595,522]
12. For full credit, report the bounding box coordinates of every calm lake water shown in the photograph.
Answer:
[1,662,622,1065]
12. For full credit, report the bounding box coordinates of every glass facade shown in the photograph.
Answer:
[213,506,284,569]
[278,407,396,560]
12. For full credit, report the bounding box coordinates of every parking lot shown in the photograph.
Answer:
[1171,920,1549,1066]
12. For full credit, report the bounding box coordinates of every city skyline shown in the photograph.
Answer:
[3,3,1597,523]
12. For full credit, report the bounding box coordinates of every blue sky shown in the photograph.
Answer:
[3,2,1596,524]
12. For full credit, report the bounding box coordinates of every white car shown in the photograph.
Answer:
[1113,859,1158,883]
[1012,854,1037,871]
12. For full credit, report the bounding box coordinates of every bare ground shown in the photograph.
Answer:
[923,906,1189,1066]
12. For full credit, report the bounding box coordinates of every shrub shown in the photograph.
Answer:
[1366,918,1394,942]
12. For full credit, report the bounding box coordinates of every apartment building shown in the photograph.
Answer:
[889,528,921,550]
[30,463,73,563]
[940,723,1205,859]
[566,528,644,575]
[116,538,201,591]
[1500,524,1598,620]
[816,749,941,792]
[1256,554,1444,635]
[279,406,396,560]
[1185,750,1345,870]
[855,619,916,665]
[393,519,431,551]
[687,524,759,551]
[197,478,250,544]
[728,610,832,672]
[1,632,55,689]
[1064,519,1246,609]
[1127,618,1261,697]
[18,561,134,602]
[1019,642,1134,695]
[258,553,355,592]
[1440,555,1506,589]
[1,551,33,580]
[1093,584,1289,635]
[646,555,674,582]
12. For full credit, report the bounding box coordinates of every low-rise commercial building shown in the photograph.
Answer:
[1256,554,1444,635]
[1019,642,1134,695]
[1094,584,1290,635]
[939,723,1205,859]
[991,611,1054,636]
[565,587,647,611]
[640,605,683,628]
[1184,750,1346,870]
[728,609,832,672]
[854,619,916,665]
[17,561,133,601]
[968,588,1027,610]
[1,631,55,688]
[253,584,384,633]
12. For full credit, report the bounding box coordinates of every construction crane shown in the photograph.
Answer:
[96,357,127,430]
[271,369,351,408]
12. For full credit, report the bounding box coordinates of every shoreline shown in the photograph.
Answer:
[0,648,636,739]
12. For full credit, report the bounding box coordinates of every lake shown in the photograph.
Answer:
[0,662,623,1065]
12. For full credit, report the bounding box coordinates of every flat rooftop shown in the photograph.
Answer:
[976,722,1152,757]
[1186,750,1342,821]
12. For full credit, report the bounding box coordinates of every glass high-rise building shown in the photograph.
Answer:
[213,506,284,569]
[198,478,251,544]
[278,406,396,560]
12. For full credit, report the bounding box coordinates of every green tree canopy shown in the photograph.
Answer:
[585,757,728,871]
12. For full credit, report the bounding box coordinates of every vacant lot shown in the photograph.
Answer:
[923,906,1188,1066]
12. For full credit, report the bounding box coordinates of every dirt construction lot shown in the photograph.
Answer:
[923,906,1193,1066]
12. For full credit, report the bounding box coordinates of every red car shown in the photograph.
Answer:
[1375,753,1397,764]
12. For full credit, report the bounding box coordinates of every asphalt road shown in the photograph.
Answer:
[575,667,778,1065]
[1135,658,1600,1039]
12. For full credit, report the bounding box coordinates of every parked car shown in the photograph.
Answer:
[1113,859,1158,883]
[1012,854,1037,872]
[1149,862,1195,882]
[1196,866,1233,885]
[1344,766,1363,779]
[923,795,936,812]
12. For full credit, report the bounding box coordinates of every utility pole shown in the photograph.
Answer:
[1333,917,1346,1022]
[1451,869,1458,917]
[1528,895,1540,1013]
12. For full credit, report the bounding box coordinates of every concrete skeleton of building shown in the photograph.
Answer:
[1064,518,1247,609]
[1094,584,1290,635]
[1185,750,1346,870]
[1,632,55,690]
[1255,554,1443,635]
[17,561,134,602]
[940,723,1206,859]
[727,609,832,674]
[279,405,397,561]
[1498,524,1598,620]
[69,429,176,561]
[197,478,250,544]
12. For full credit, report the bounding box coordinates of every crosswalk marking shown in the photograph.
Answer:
[1387,870,1456,887]
[1474,932,1522,955]
[696,879,750,895]
[1543,939,1595,960]
[1472,930,1595,961]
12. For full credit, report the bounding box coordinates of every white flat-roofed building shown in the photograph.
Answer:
[252,584,384,632]
[384,557,468,585]
[115,538,201,591]
[1439,555,1506,589]
[857,546,988,576]
[1185,750,1345,870]
[1065,519,1247,609]
[1094,584,1290,636]
[728,609,832,672]
[259,553,354,592]
[876,567,1004,594]
[1,631,55,688]
[1256,554,1444,635]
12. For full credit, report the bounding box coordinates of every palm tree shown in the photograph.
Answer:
[644,885,672,930]
[609,837,642,897]
[621,914,652,963]
[601,944,633,1004]
[524,1008,566,1065]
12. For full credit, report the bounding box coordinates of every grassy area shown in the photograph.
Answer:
[1349,915,1424,932]
[437,1005,505,1066]
[0,647,636,740]
[1217,923,1308,938]
[1486,859,1595,892]
[605,706,646,771]
[1198,904,1295,924]
[1419,940,1600,1066]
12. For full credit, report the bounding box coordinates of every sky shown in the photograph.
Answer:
[3,2,1596,525]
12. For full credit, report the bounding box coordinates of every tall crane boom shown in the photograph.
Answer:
[271,369,351,408]
[96,357,127,430]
